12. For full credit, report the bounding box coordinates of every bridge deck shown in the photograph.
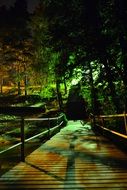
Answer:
[0,121,127,189]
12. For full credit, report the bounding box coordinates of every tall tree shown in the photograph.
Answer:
[113,0,127,111]
[0,0,33,95]
[30,0,126,114]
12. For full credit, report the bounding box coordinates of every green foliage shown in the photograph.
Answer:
[40,86,56,99]
[0,0,124,114]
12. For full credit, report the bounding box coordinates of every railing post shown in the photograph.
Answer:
[48,118,50,139]
[101,117,105,135]
[124,112,127,134]
[57,116,59,129]
[101,117,104,128]
[21,117,25,162]
[90,113,96,128]
[94,115,96,127]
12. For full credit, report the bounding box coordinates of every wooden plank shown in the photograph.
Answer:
[1,121,127,189]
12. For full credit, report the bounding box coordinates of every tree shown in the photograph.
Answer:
[30,0,127,114]
[0,0,33,95]
[113,0,127,111]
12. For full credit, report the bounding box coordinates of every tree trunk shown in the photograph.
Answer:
[56,79,63,111]
[63,76,67,95]
[102,56,120,113]
[18,81,21,95]
[114,0,127,111]
[119,34,127,112]
[24,75,28,96]
[0,78,3,94]
[88,62,99,115]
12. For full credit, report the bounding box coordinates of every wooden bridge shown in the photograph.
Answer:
[0,119,127,189]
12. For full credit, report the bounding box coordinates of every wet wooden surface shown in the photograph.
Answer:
[0,121,127,189]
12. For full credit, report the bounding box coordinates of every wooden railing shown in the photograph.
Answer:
[0,113,66,162]
[91,113,127,139]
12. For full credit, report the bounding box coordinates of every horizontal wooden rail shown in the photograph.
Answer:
[95,113,127,118]
[93,112,127,137]
[97,125,127,139]
[0,113,65,162]
[25,121,63,143]
[0,142,22,154]
[0,114,64,122]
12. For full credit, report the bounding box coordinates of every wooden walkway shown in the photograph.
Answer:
[0,121,127,189]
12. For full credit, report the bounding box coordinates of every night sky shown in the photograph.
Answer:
[0,0,40,13]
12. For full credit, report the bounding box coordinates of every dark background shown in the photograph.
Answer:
[0,0,40,13]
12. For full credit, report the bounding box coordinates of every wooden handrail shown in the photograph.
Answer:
[95,113,127,118]
[0,113,65,162]
[94,113,127,136]
[98,125,127,139]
